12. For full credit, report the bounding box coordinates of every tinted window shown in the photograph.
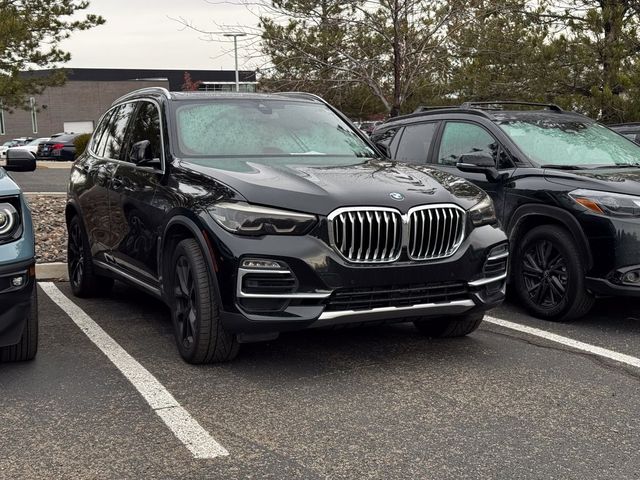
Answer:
[91,110,114,155]
[395,122,437,164]
[102,103,136,160]
[438,122,497,166]
[174,99,376,159]
[125,101,162,164]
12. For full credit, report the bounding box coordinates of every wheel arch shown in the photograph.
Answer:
[159,215,222,304]
[507,204,593,271]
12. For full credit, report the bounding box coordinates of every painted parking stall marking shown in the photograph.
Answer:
[485,315,640,369]
[40,282,229,459]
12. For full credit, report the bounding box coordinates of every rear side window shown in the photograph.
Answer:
[394,122,437,164]
[438,122,497,166]
[124,101,163,163]
[90,110,114,155]
[102,102,136,160]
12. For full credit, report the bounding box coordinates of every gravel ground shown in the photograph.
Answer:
[27,194,67,263]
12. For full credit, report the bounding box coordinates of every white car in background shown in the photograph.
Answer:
[0,137,34,158]
[9,137,50,156]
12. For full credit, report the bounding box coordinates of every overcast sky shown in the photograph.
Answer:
[59,0,262,71]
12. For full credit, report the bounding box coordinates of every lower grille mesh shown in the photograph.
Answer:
[325,282,469,311]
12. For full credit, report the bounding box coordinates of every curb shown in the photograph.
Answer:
[37,262,69,281]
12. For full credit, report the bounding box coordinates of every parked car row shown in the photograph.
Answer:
[1,132,83,161]
[3,90,640,365]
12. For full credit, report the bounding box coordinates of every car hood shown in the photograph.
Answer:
[545,167,640,196]
[179,157,487,215]
[0,168,22,195]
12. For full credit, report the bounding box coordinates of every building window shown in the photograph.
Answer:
[30,97,37,134]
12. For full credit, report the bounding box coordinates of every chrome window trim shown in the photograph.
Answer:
[87,98,166,175]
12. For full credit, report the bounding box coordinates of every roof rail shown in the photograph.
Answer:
[272,91,328,104]
[112,86,171,105]
[460,101,563,112]
[413,105,458,113]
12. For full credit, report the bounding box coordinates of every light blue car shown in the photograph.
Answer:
[0,149,38,362]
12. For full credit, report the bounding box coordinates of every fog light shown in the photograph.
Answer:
[11,276,24,287]
[241,259,283,270]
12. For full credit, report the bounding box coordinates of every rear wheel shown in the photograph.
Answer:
[67,215,113,297]
[170,239,239,364]
[413,312,484,338]
[0,288,38,362]
[513,225,594,321]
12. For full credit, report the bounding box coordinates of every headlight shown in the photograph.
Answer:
[569,189,640,217]
[210,202,317,235]
[468,195,497,227]
[0,202,19,237]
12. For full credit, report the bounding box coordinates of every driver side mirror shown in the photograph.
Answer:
[456,152,505,183]
[129,140,161,169]
[5,149,36,172]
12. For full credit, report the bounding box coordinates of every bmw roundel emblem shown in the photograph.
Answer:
[389,192,404,201]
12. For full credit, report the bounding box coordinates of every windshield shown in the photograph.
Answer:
[173,99,377,162]
[499,118,640,167]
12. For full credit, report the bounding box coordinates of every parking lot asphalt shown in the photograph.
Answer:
[7,162,71,193]
[1,282,639,479]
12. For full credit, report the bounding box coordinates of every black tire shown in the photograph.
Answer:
[413,312,484,338]
[170,239,239,364]
[513,224,594,322]
[0,287,38,362]
[67,215,114,298]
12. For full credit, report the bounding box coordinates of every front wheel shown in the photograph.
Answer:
[170,239,239,364]
[413,312,484,338]
[513,225,594,322]
[0,288,38,362]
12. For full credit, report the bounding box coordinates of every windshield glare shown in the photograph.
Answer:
[499,119,640,167]
[174,99,376,163]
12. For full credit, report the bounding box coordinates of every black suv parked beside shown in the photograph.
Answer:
[372,101,640,321]
[67,88,508,363]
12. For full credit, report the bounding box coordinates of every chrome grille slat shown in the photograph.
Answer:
[407,206,466,261]
[329,205,465,263]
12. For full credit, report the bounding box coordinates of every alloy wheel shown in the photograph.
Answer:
[68,221,84,289]
[173,256,197,349]
[521,239,568,309]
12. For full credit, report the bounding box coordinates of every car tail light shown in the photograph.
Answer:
[52,143,64,151]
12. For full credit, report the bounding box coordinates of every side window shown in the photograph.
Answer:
[124,101,162,164]
[438,122,498,166]
[102,102,136,160]
[90,109,114,156]
[394,122,437,164]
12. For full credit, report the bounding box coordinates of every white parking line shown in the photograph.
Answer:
[39,282,229,460]
[485,316,640,369]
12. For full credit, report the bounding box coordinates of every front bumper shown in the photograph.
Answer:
[0,259,36,347]
[579,212,640,297]
[208,219,508,334]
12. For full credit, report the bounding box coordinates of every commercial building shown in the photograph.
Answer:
[0,68,257,140]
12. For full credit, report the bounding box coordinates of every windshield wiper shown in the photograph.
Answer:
[590,163,640,169]
[539,164,583,170]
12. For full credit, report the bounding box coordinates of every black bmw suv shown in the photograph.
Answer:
[372,101,640,322]
[66,88,507,363]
